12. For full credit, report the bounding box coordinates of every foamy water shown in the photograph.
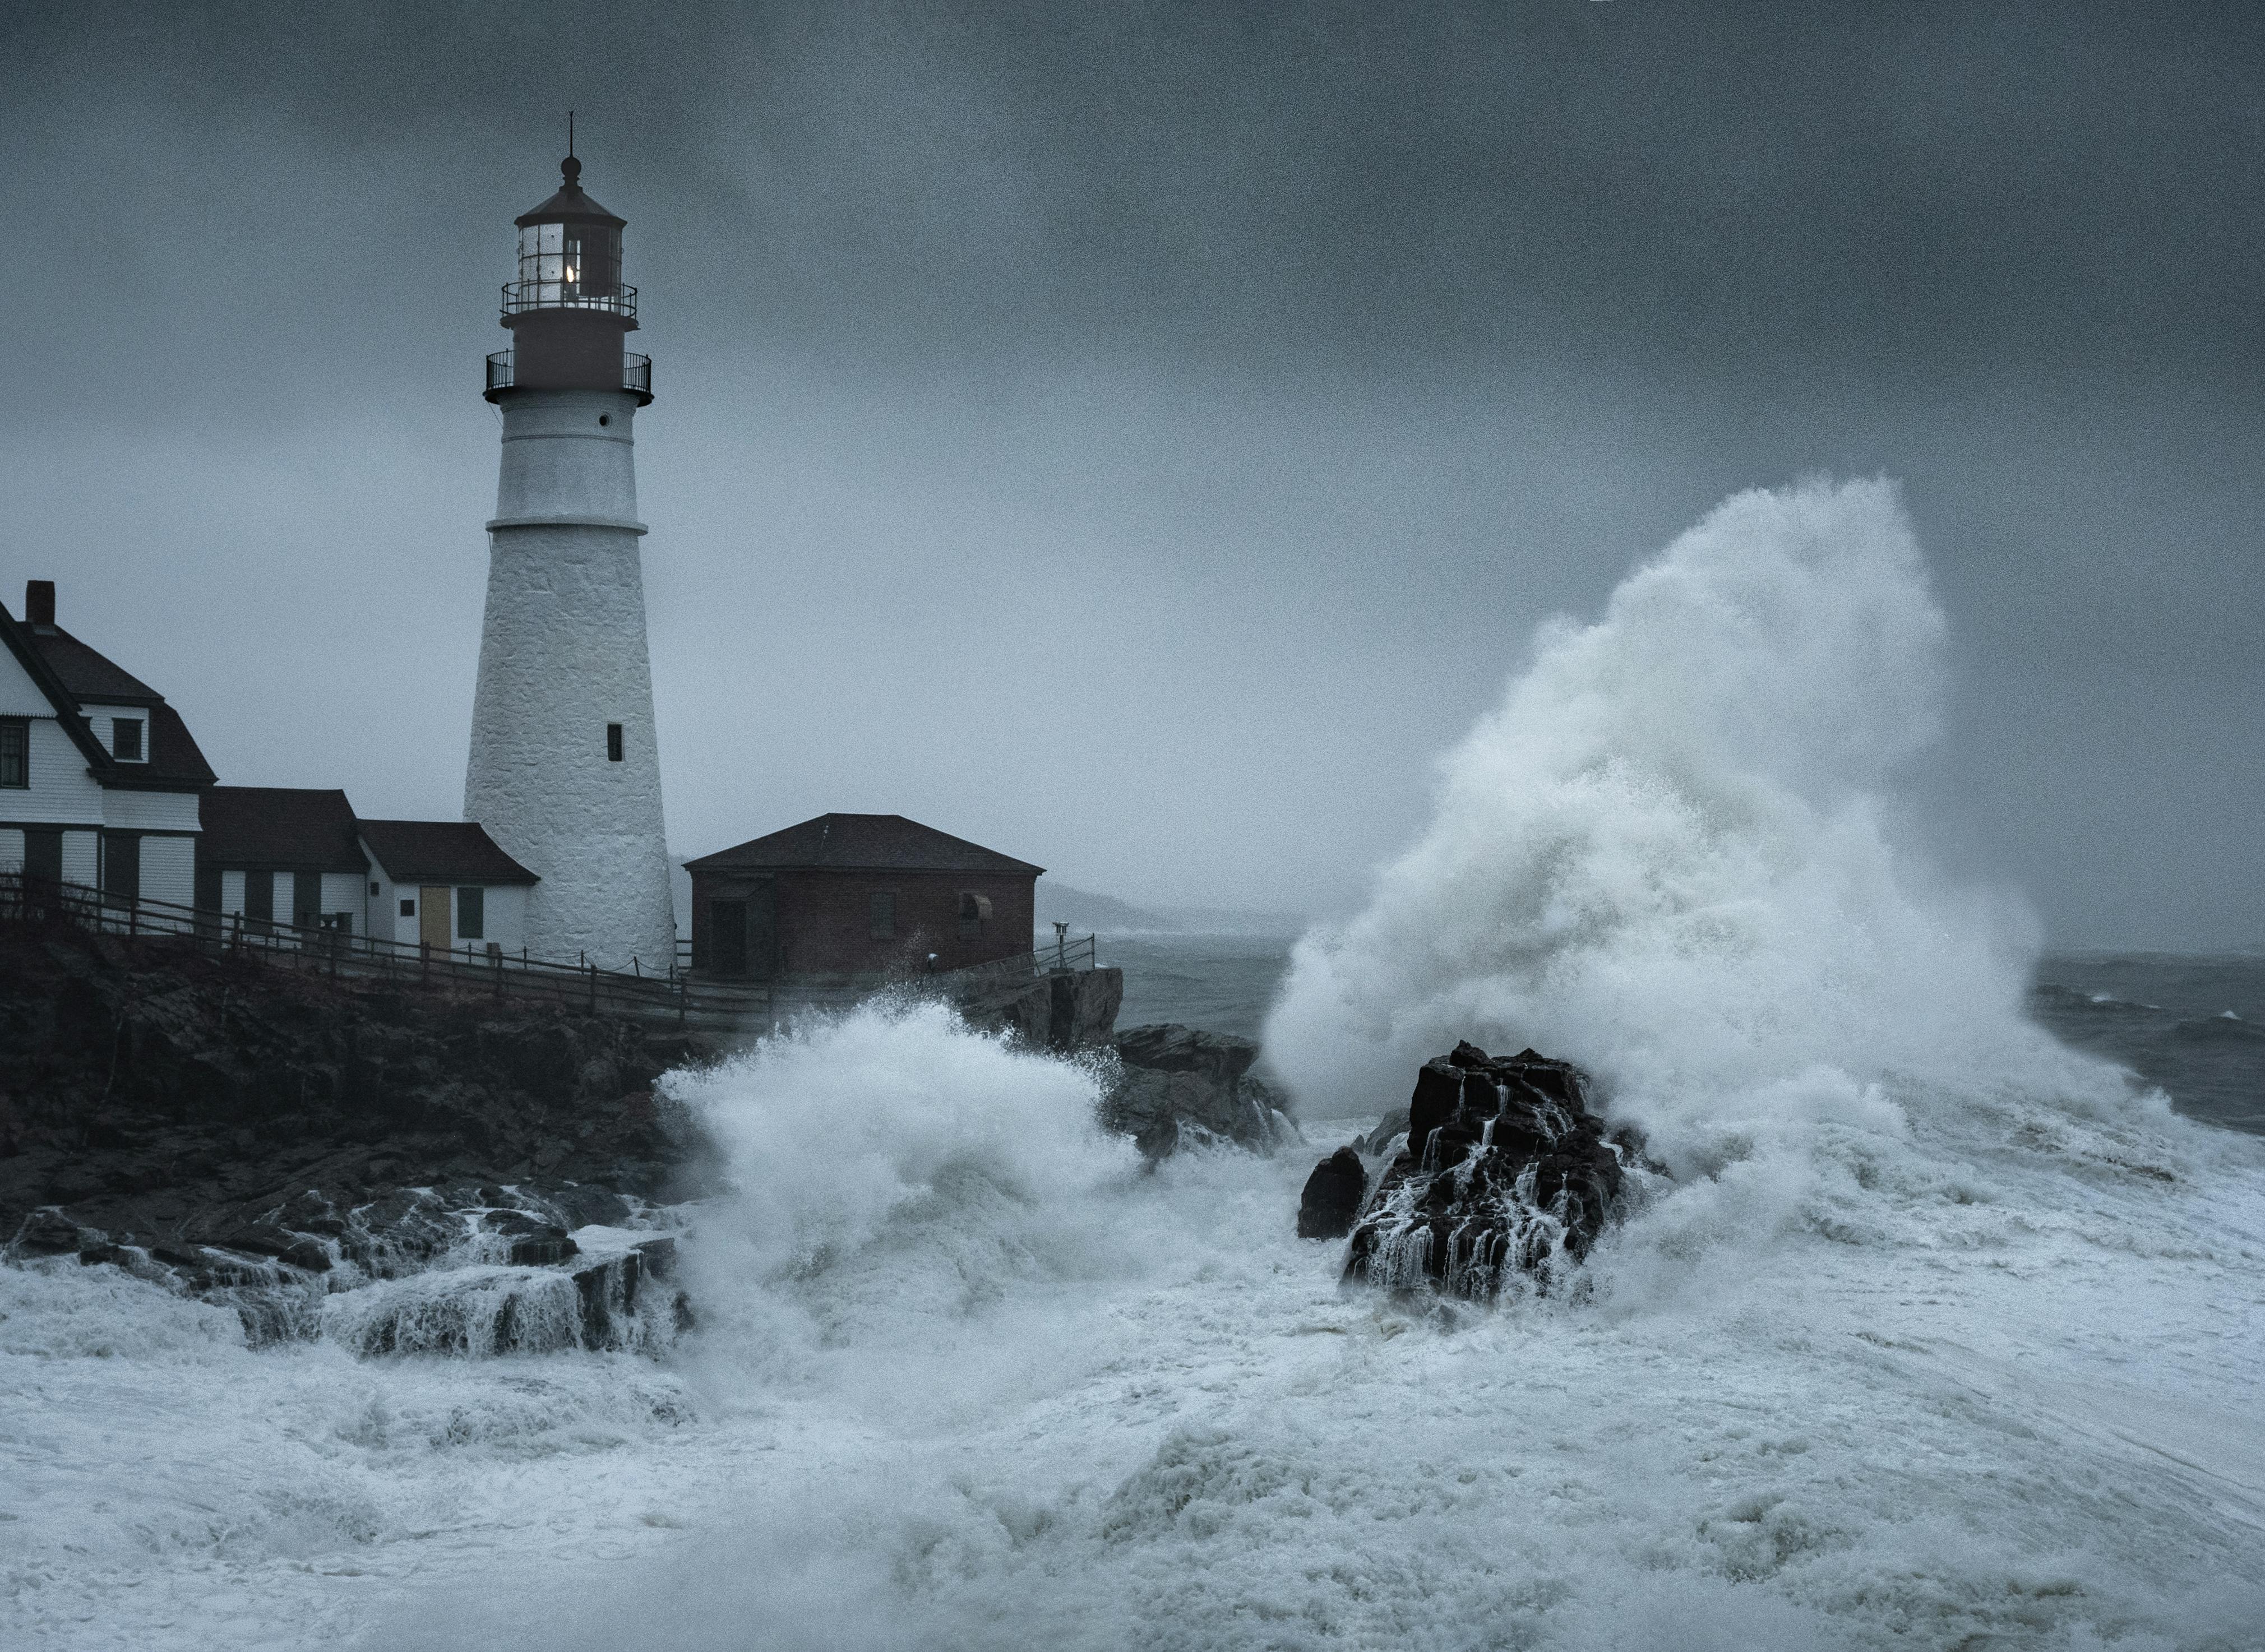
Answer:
[7,481,2264,1650]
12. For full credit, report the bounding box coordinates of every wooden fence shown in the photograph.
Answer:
[1,872,1097,1034]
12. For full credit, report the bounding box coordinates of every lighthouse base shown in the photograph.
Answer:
[464,521,676,973]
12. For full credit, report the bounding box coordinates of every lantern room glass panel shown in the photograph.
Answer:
[516,221,622,308]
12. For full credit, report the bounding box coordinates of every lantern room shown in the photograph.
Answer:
[486,154,651,404]
[507,156,628,313]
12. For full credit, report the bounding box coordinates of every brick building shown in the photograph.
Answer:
[684,813,1041,981]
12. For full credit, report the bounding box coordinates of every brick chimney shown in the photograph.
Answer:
[24,580,54,627]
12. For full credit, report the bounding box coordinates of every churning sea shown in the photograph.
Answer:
[6,480,2263,1650]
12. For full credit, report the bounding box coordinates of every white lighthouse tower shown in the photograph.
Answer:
[464,150,676,970]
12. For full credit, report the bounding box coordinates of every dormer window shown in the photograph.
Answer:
[110,718,144,761]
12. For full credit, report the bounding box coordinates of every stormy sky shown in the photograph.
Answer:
[2,1,2259,947]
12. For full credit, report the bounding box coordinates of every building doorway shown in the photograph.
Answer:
[709,899,747,976]
[419,886,451,952]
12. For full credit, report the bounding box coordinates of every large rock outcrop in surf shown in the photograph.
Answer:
[1338,1041,1634,1297]
[1099,1023,1294,1158]
[1296,1146,1367,1239]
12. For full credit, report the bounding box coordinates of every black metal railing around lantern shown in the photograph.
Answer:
[500,279,638,320]
[485,350,653,400]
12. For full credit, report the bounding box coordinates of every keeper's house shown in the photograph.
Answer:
[684,813,1040,981]
[1,580,215,905]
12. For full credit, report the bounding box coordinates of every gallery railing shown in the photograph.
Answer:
[484,349,652,399]
[498,280,637,319]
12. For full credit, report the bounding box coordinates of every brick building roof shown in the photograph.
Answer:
[685,813,1043,877]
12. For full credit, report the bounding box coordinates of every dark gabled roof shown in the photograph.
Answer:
[0,604,215,791]
[0,604,113,774]
[109,702,218,790]
[684,813,1044,877]
[24,624,160,705]
[359,821,538,886]
[201,788,366,871]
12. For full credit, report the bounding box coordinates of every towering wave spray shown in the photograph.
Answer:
[1269,479,2067,1169]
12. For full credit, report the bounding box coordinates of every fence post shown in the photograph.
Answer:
[420,940,429,982]
[588,960,598,1013]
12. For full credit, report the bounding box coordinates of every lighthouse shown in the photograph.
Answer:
[464,150,676,970]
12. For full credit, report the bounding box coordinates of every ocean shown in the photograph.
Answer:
[1112,931,2265,1138]
[6,478,2263,1650]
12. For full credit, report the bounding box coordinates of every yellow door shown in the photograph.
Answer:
[419,886,451,952]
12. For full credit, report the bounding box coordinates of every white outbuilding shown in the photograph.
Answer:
[358,819,537,959]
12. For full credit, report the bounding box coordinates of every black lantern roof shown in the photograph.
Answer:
[515,155,626,230]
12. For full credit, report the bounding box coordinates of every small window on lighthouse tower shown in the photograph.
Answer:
[606,723,624,762]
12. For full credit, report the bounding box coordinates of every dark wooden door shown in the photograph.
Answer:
[747,879,777,980]
[709,899,748,977]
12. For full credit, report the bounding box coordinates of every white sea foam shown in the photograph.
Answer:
[7,480,2265,1650]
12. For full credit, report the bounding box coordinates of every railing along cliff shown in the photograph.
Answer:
[0,873,766,1030]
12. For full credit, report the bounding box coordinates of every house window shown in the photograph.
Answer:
[456,886,485,940]
[369,881,381,896]
[958,890,992,939]
[400,897,415,918]
[869,891,896,938]
[0,717,25,788]
[606,723,623,762]
[110,718,143,761]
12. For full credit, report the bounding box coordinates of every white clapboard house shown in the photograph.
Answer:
[1,580,214,905]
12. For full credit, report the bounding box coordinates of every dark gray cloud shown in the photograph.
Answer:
[2,2,2259,945]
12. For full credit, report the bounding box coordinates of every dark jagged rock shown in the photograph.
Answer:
[953,967,1124,1051]
[1099,1023,1290,1157]
[1297,1146,1368,1239]
[1342,1041,1638,1298]
[1357,1107,1409,1156]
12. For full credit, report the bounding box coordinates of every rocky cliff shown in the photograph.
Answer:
[0,920,717,1287]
